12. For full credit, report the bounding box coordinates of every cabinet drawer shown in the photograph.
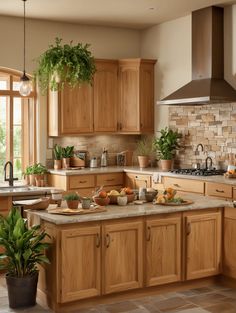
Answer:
[163,177,204,194]
[205,182,232,199]
[69,175,95,189]
[97,173,123,186]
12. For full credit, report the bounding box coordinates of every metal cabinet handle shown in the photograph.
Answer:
[140,123,143,129]
[120,123,122,130]
[174,183,180,187]
[106,179,115,182]
[105,233,110,248]
[146,226,151,241]
[186,222,191,236]
[96,233,100,248]
[79,180,87,184]
[117,122,120,130]
[215,189,224,193]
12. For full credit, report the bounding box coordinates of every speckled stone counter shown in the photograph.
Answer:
[48,166,236,186]
[27,194,232,225]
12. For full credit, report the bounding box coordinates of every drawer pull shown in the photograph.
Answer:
[174,183,180,188]
[215,189,225,193]
[105,233,110,248]
[186,222,191,235]
[146,226,151,241]
[106,179,115,182]
[79,180,87,184]
[96,233,100,248]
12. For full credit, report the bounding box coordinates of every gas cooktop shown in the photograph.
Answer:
[169,168,226,176]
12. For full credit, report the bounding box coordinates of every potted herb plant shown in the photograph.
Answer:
[64,193,80,210]
[25,163,48,186]
[136,137,154,168]
[62,146,74,169]
[53,144,62,170]
[34,37,96,94]
[0,208,50,309]
[154,127,182,171]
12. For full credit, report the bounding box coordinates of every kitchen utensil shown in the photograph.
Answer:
[139,187,147,200]
[90,157,98,168]
[101,148,108,167]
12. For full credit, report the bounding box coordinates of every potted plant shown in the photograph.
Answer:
[62,146,74,169]
[31,163,48,187]
[34,37,96,94]
[53,144,62,170]
[0,207,50,308]
[136,137,154,168]
[64,193,80,209]
[154,127,182,171]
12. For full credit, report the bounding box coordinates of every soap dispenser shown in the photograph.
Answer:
[101,148,108,167]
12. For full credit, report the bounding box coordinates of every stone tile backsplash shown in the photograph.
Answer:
[169,103,236,169]
[46,135,140,168]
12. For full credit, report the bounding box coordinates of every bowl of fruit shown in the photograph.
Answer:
[107,190,120,204]
[120,187,135,203]
[93,190,110,206]
[155,188,192,205]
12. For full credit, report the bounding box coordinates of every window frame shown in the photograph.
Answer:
[0,67,36,175]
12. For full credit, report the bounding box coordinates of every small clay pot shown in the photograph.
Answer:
[62,158,70,169]
[54,159,62,170]
[66,199,79,210]
[160,159,173,171]
[138,156,150,168]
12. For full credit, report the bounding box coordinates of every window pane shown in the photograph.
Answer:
[13,76,20,91]
[14,158,22,179]
[0,72,10,90]
[13,98,22,125]
[0,97,7,180]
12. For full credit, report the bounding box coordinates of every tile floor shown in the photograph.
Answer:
[0,276,236,313]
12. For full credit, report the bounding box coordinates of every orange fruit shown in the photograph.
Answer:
[99,190,107,198]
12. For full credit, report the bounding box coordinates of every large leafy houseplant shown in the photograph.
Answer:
[0,208,50,308]
[34,37,96,94]
[154,128,182,171]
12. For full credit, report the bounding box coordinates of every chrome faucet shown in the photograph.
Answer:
[4,161,18,186]
[205,157,213,170]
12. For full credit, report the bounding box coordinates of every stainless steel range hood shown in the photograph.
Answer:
[158,6,236,105]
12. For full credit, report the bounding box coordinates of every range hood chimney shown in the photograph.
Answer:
[159,6,236,105]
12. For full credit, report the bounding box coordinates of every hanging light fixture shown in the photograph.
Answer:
[19,0,32,96]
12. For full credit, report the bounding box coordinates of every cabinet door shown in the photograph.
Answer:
[102,219,143,294]
[60,84,93,134]
[224,208,236,278]
[60,225,101,302]
[94,60,118,132]
[125,173,151,189]
[185,211,221,280]
[118,62,140,132]
[140,62,155,133]
[146,214,181,286]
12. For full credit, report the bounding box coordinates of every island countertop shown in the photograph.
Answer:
[27,193,232,225]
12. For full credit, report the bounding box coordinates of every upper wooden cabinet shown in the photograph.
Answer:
[48,83,93,136]
[48,58,156,136]
[93,60,118,132]
[118,59,156,134]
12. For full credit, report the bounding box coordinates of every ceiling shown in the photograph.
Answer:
[0,0,236,29]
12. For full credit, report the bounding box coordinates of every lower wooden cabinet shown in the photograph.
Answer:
[60,224,101,302]
[145,214,181,286]
[102,219,143,294]
[184,210,222,280]
[224,207,236,279]
[125,173,151,189]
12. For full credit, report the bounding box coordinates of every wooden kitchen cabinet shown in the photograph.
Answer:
[163,177,204,194]
[118,59,156,133]
[93,60,118,132]
[205,182,232,199]
[184,210,222,280]
[0,196,12,217]
[145,214,181,286]
[60,224,101,302]
[125,173,151,189]
[102,218,143,294]
[223,207,236,279]
[48,83,93,136]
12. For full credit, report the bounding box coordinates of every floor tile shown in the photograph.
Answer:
[151,297,191,312]
[187,292,227,307]
[175,309,209,313]
[100,301,139,313]
[205,302,236,313]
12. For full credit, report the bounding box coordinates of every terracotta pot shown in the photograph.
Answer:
[160,159,173,171]
[62,158,70,169]
[138,156,150,168]
[54,159,62,170]
[66,199,79,210]
[23,175,30,185]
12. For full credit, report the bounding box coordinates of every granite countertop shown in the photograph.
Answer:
[27,193,232,225]
[0,185,63,197]
[48,166,236,187]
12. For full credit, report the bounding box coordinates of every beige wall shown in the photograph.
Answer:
[140,5,236,133]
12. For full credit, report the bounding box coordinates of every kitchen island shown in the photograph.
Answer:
[27,194,236,313]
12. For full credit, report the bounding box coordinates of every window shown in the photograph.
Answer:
[0,69,36,180]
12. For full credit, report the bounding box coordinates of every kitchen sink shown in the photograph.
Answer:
[0,186,38,192]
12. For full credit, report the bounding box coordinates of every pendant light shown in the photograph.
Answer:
[19,0,32,96]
